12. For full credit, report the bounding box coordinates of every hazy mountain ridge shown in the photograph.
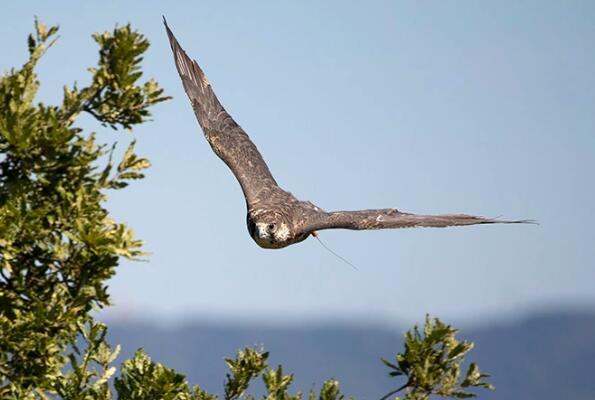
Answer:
[106,311,595,399]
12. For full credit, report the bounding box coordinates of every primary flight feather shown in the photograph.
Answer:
[164,19,531,249]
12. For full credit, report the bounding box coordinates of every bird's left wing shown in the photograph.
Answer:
[164,18,278,206]
[300,208,533,234]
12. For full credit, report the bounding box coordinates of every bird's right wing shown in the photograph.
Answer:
[164,18,277,206]
[301,208,533,233]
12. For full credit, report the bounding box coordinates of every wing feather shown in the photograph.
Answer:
[164,18,277,206]
[301,208,533,233]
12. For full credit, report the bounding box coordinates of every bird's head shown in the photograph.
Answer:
[247,211,307,249]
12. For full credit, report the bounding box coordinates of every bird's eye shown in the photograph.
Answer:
[267,223,276,232]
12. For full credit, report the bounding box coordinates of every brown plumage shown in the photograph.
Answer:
[164,19,532,249]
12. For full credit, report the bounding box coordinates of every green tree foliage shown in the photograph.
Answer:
[0,18,168,398]
[0,20,493,400]
[381,317,494,400]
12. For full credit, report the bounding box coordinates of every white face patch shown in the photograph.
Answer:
[275,223,290,241]
[255,223,272,241]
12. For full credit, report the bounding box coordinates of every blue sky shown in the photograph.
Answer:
[2,1,594,326]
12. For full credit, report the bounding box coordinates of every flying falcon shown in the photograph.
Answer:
[164,19,530,249]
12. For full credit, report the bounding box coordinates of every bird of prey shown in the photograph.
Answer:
[164,19,530,249]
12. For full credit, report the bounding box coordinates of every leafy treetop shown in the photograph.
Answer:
[0,18,168,397]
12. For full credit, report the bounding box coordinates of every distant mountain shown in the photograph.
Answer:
[106,311,595,399]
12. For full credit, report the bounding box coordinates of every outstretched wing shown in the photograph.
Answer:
[164,18,277,206]
[300,208,533,233]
